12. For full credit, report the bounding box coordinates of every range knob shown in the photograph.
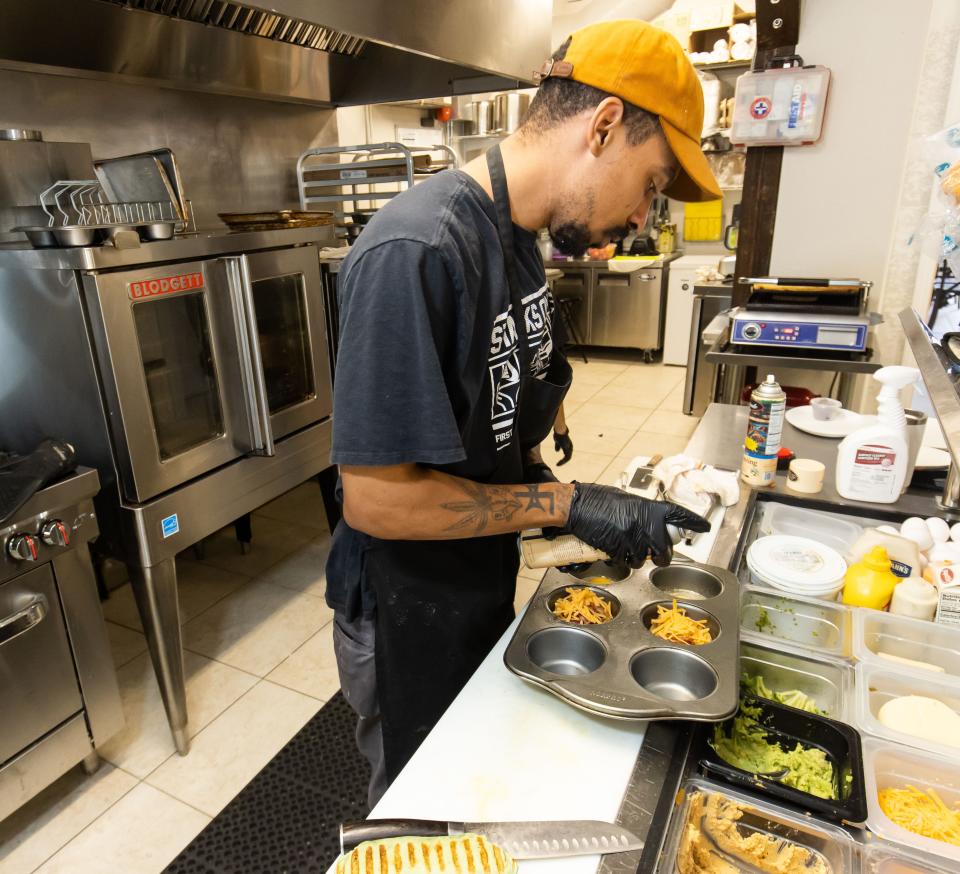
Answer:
[8,533,39,562]
[742,322,762,340]
[41,520,70,548]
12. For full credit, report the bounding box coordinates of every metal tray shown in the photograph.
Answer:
[503,561,740,721]
[740,585,853,660]
[218,210,334,230]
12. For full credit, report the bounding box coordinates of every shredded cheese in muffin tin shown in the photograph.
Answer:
[649,599,713,645]
[552,587,614,625]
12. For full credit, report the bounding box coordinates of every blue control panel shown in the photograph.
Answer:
[732,315,868,352]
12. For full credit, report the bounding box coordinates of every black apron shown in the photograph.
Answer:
[369,145,572,781]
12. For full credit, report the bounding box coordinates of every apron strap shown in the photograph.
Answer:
[485,144,532,375]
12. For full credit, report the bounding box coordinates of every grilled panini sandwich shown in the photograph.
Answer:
[336,834,519,874]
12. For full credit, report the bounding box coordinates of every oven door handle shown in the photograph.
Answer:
[0,596,48,647]
[223,255,276,457]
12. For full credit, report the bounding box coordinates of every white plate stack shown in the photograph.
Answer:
[747,534,848,600]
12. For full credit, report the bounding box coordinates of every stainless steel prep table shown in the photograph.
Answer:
[597,403,952,873]
[548,255,680,356]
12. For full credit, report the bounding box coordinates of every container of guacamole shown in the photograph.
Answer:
[697,693,868,823]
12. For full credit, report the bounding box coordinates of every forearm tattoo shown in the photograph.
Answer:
[441,481,557,535]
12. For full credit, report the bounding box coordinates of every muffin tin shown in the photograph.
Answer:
[503,561,739,721]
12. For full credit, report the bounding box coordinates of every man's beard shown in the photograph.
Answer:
[549,220,632,257]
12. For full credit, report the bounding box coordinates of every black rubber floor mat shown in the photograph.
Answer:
[164,692,369,874]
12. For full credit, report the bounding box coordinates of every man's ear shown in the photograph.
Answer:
[587,97,626,156]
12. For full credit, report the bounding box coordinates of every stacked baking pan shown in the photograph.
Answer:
[504,560,740,721]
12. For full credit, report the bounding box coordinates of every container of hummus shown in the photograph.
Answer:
[660,778,855,874]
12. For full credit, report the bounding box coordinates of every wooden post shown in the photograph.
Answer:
[731,0,801,309]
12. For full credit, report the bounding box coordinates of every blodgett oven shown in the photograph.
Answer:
[0,227,335,754]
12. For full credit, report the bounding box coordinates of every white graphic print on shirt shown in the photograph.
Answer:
[489,284,554,451]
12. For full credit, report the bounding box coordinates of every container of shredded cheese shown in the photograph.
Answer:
[864,738,960,865]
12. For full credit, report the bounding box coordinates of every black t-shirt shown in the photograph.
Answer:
[325,169,556,620]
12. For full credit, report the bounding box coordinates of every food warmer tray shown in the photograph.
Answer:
[504,561,739,721]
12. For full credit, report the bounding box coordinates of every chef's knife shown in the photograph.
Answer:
[340,819,644,859]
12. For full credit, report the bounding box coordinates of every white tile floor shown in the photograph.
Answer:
[0,353,695,873]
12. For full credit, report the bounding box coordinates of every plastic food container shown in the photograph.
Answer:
[863,739,960,866]
[740,639,853,720]
[760,502,864,560]
[659,777,857,873]
[697,694,868,823]
[854,609,960,684]
[854,663,960,760]
[862,840,959,873]
[740,585,853,659]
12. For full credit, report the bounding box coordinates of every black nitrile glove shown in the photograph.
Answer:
[523,462,558,484]
[553,429,574,466]
[566,482,711,568]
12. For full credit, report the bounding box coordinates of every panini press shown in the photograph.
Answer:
[731,276,875,354]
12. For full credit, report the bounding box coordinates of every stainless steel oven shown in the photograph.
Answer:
[0,226,336,757]
[84,245,331,502]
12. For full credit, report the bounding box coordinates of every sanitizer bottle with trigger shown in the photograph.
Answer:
[835,366,920,503]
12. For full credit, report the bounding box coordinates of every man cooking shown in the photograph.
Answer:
[325,20,720,806]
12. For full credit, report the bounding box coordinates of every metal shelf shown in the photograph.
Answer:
[296,141,459,225]
[693,59,752,72]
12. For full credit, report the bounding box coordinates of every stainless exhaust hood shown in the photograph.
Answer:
[0,0,551,105]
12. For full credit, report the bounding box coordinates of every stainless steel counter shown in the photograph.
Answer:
[604,402,952,872]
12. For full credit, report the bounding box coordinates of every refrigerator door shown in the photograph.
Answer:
[591,269,662,349]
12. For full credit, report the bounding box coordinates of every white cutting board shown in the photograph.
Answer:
[368,612,648,874]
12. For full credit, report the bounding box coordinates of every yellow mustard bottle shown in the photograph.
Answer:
[842,545,900,610]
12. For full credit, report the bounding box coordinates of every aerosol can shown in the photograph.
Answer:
[741,374,786,488]
[519,525,685,569]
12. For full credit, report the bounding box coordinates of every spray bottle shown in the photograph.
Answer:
[741,374,786,487]
[835,366,920,503]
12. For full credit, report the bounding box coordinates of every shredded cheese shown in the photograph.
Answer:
[649,599,713,645]
[879,785,960,847]
[552,586,614,625]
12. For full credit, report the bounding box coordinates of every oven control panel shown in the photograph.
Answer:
[732,310,869,352]
[6,519,71,562]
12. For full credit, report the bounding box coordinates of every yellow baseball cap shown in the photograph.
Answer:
[536,20,722,202]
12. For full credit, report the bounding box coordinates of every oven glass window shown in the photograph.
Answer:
[133,292,224,460]
[252,273,315,412]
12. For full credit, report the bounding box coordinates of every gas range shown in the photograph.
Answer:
[0,465,123,822]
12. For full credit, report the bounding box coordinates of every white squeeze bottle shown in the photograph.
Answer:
[836,366,920,503]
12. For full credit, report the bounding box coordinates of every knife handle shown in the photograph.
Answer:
[341,820,452,854]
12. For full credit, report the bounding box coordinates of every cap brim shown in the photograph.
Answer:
[659,118,722,202]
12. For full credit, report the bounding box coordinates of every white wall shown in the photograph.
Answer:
[768,0,931,283]
[336,104,434,148]
[764,0,960,409]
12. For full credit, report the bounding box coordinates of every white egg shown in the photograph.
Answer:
[928,542,960,564]
[926,517,951,543]
[900,518,934,552]
[951,523,960,543]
